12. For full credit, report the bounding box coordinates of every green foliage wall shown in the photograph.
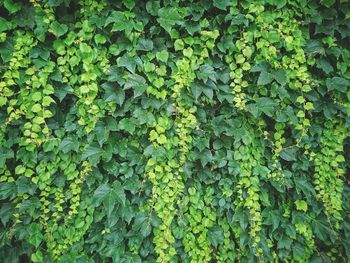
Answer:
[0,0,350,262]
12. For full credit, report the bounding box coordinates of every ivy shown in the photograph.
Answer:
[0,0,350,262]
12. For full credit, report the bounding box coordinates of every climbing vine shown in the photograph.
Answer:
[0,0,350,262]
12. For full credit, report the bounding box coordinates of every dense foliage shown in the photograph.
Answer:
[0,0,350,262]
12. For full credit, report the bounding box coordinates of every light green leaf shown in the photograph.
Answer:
[50,21,68,37]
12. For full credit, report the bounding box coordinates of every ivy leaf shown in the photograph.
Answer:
[82,145,103,160]
[118,118,136,134]
[102,83,125,105]
[105,11,128,32]
[194,136,210,152]
[316,59,333,74]
[198,64,216,83]
[294,176,316,196]
[0,148,13,167]
[295,200,308,212]
[293,243,306,260]
[123,0,135,9]
[59,137,79,153]
[326,77,349,92]
[277,235,292,250]
[0,182,16,199]
[123,177,141,194]
[157,7,184,33]
[0,17,12,32]
[28,224,43,248]
[103,189,117,218]
[250,97,278,117]
[200,149,213,167]
[273,69,287,85]
[136,38,153,51]
[191,83,203,100]
[156,50,169,62]
[93,183,111,206]
[50,21,68,37]
[117,54,137,73]
[31,251,44,263]
[0,203,13,226]
[124,74,147,98]
[113,181,126,206]
[305,40,325,55]
[4,0,21,14]
[207,226,224,247]
[114,88,125,106]
[312,220,334,241]
[279,147,297,161]
[257,71,274,86]
[203,86,214,100]
[213,0,231,10]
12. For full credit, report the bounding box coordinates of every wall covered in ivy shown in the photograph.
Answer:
[0,0,350,262]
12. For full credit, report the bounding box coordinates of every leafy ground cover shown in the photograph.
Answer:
[0,0,350,262]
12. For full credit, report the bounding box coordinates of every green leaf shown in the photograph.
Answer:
[277,235,292,250]
[312,220,334,241]
[0,17,12,32]
[174,39,184,51]
[105,11,129,32]
[198,64,215,83]
[50,21,68,37]
[92,183,111,206]
[207,226,224,247]
[28,224,43,248]
[4,0,21,14]
[32,92,42,102]
[213,0,231,10]
[95,34,107,45]
[326,77,349,92]
[113,181,126,206]
[257,71,274,86]
[191,83,202,100]
[0,203,13,226]
[321,0,335,7]
[59,137,79,153]
[123,0,135,9]
[136,38,153,51]
[183,47,193,58]
[15,165,25,175]
[304,102,314,110]
[118,118,136,134]
[117,54,136,73]
[156,50,169,62]
[123,177,141,194]
[31,251,43,263]
[124,74,147,97]
[200,149,213,167]
[294,176,316,195]
[157,7,184,33]
[254,97,278,117]
[280,147,297,161]
[316,58,333,74]
[103,189,117,218]
[114,88,125,106]
[295,200,308,212]
[273,69,287,85]
[82,145,103,160]
[293,243,306,260]
[102,83,125,105]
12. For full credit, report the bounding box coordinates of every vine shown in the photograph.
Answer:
[0,1,349,262]
[312,121,347,221]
